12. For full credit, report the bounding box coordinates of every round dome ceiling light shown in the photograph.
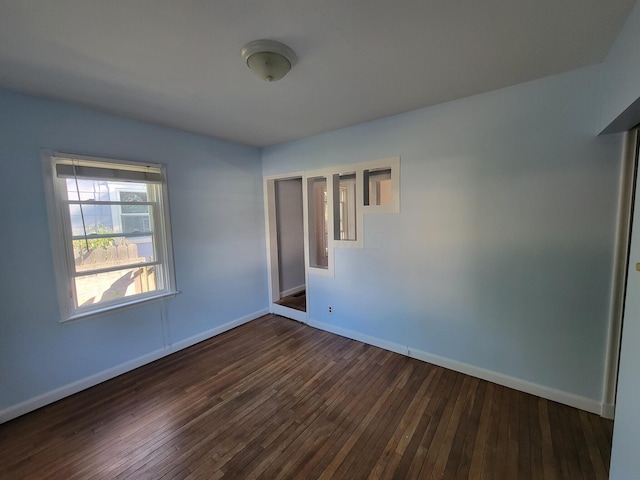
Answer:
[240,39,297,82]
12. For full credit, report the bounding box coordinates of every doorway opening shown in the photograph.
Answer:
[264,175,307,322]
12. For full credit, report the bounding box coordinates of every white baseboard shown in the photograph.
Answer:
[271,303,307,323]
[308,318,605,417]
[0,308,268,424]
[279,285,305,298]
[601,403,615,419]
[307,319,409,356]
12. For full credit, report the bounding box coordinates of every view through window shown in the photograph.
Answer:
[47,155,176,320]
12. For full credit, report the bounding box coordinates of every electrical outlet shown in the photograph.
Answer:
[328,306,333,313]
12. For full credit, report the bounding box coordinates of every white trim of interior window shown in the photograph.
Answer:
[327,156,400,248]
[332,166,364,249]
[304,167,335,277]
[265,156,400,280]
[361,156,400,214]
[42,151,178,322]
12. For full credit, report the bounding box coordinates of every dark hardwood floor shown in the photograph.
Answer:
[275,290,306,312]
[0,314,613,479]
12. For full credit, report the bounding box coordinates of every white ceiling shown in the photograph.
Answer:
[0,0,635,147]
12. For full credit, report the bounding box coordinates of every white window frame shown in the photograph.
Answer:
[303,156,400,277]
[332,167,364,249]
[304,168,335,277]
[42,151,178,322]
[361,156,400,214]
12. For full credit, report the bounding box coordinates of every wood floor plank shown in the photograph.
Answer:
[538,399,558,480]
[431,375,474,478]
[454,379,487,479]
[517,391,532,480]
[489,385,511,479]
[579,410,608,480]
[588,410,613,473]
[288,350,395,479]
[366,366,442,479]
[415,372,467,478]
[340,363,426,479]
[480,383,504,480]
[468,381,494,478]
[555,402,584,479]
[547,399,571,479]
[0,314,614,480]
[250,348,396,480]
[314,356,410,480]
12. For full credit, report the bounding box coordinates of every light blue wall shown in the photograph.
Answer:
[263,65,623,402]
[0,89,268,413]
[599,0,640,133]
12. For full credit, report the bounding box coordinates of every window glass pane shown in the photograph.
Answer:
[65,179,150,202]
[68,204,113,234]
[68,205,154,237]
[121,215,151,234]
[308,176,328,269]
[73,235,155,273]
[66,180,154,237]
[65,178,112,202]
[334,173,357,241]
[364,168,392,206]
[120,191,149,213]
[74,265,161,308]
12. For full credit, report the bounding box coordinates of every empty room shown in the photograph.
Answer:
[2,1,640,479]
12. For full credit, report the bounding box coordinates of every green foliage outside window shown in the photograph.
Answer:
[73,225,116,253]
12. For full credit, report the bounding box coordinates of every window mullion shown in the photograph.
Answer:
[71,232,155,241]
[65,200,156,206]
[57,175,82,307]
[73,260,162,278]
[150,186,164,267]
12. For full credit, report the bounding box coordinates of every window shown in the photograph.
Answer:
[362,157,400,214]
[333,173,357,241]
[364,168,392,206]
[119,190,151,234]
[307,175,330,269]
[299,157,399,277]
[44,153,177,321]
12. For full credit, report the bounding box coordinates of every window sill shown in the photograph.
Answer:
[61,290,180,323]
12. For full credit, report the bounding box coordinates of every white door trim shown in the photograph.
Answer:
[263,172,309,323]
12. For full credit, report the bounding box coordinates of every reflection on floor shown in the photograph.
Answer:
[276,290,306,312]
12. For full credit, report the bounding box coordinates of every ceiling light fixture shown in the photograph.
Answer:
[241,39,297,82]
